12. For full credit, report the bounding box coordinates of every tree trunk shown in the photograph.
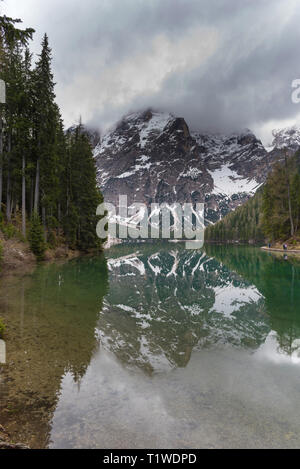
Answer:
[34,159,40,213]
[285,151,294,238]
[10,196,14,218]
[6,169,11,222]
[58,202,61,231]
[22,154,26,238]
[0,114,3,212]
[6,133,11,222]
[42,206,47,241]
[30,178,34,217]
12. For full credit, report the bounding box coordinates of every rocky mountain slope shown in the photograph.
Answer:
[270,126,300,152]
[93,110,300,225]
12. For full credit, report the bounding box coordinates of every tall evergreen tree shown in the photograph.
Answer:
[64,124,103,251]
[0,9,34,215]
[0,5,104,256]
[32,34,57,221]
[28,212,46,260]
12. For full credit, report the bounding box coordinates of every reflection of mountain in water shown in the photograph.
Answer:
[99,244,269,373]
[206,245,300,361]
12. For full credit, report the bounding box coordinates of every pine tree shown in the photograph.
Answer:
[261,158,297,240]
[32,34,57,223]
[29,212,46,260]
[0,5,104,256]
[206,152,300,245]
[0,10,34,216]
[64,124,103,251]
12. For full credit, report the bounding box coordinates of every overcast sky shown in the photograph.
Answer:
[3,0,300,144]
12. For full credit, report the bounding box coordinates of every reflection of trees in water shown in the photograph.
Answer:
[100,245,269,374]
[205,245,300,359]
[0,256,108,448]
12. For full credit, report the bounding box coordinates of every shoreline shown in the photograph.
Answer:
[261,246,300,254]
[0,235,103,279]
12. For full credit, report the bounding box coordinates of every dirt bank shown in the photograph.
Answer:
[0,234,82,278]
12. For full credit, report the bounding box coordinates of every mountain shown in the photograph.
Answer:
[270,126,300,152]
[93,110,300,225]
[264,125,300,171]
[205,188,264,244]
[205,146,300,244]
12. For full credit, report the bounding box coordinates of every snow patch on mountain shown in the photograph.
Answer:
[136,112,173,148]
[208,164,261,196]
[191,129,265,163]
[179,167,203,179]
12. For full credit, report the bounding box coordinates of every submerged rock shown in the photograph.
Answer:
[0,425,30,450]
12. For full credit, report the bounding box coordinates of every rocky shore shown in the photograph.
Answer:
[0,233,82,278]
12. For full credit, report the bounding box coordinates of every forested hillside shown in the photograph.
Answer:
[205,188,264,243]
[262,151,300,241]
[205,151,300,245]
[0,11,103,259]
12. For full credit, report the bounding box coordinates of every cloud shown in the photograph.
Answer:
[4,0,300,143]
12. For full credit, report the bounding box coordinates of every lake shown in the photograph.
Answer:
[1,243,300,448]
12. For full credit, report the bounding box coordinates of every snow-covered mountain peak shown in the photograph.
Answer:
[93,109,300,225]
[191,128,265,165]
[125,109,174,127]
[94,109,176,156]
